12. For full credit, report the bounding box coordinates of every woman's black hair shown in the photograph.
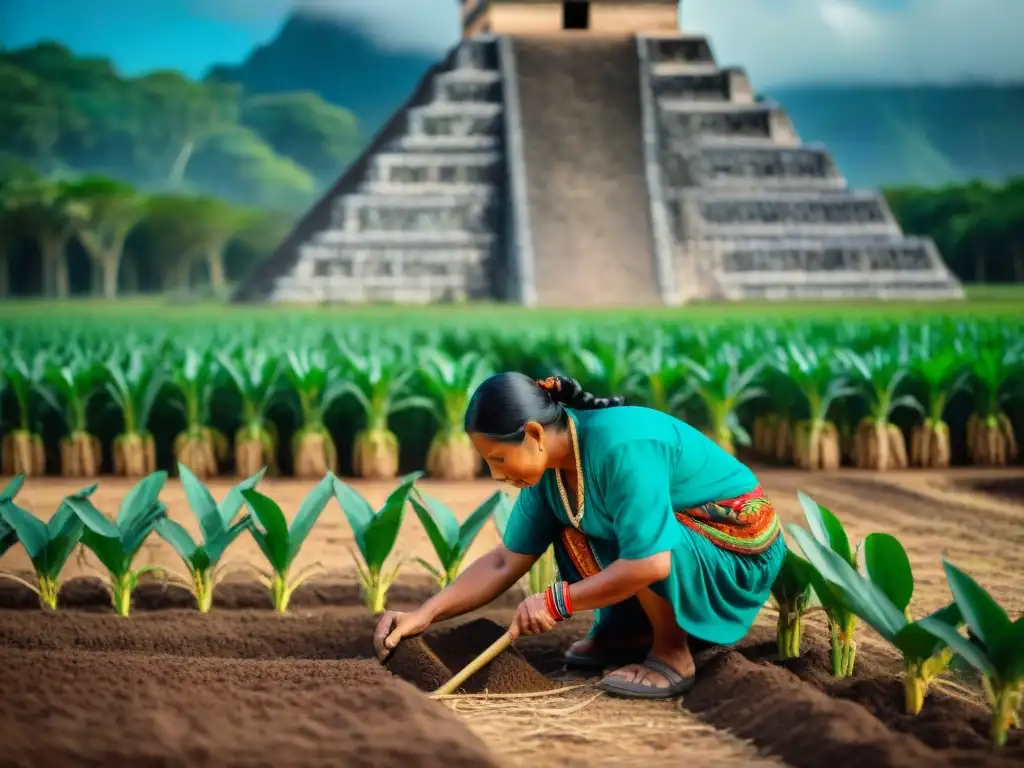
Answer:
[463,372,625,441]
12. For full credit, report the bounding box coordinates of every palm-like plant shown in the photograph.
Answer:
[337,341,434,480]
[168,346,227,478]
[909,347,971,468]
[775,343,856,470]
[680,345,766,455]
[966,346,1021,466]
[35,351,105,477]
[105,348,166,477]
[418,349,492,480]
[0,350,48,476]
[219,347,282,476]
[837,347,921,471]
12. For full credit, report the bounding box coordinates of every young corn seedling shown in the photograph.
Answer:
[240,474,336,613]
[410,489,506,587]
[776,345,856,471]
[790,527,963,714]
[284,348,346,478]
[333,472,421,613]
[154,463,266,612]
[34,351,105,477]
[792,491,859,677]
[837,348,921,471]
[104,349,165,477]
[623,330,691,416]
[966,348,1020,467]
[66,471,169,616]
[168,346,228,479]
[0,476,96,609]
[1,350,48,476]
[418,349,492,481]
[492,492,556,594]
[218,347,282,477]
[769,549,816,659]
[338,344,434,480]
[909,348,970,468]
[917,561,1024,747]
[679,345,766,455]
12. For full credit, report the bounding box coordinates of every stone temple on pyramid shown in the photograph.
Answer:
[232,0,964,306]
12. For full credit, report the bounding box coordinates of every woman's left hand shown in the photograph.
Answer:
[508,592,558,640]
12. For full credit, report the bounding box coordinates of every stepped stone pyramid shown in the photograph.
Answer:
[233,1,963,305]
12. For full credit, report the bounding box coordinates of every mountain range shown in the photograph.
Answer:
[207,12,1024,190]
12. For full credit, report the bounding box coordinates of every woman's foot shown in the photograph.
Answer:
[601,644,695,690]
[563,634,651,670]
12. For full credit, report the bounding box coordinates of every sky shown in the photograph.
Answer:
[2,0,1022,86]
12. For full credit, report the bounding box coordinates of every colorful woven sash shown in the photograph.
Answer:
[559,485,780,578]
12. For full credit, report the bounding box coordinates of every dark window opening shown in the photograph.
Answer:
[562,1,590,30]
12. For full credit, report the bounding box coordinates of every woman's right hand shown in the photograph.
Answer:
[373,609,432,661]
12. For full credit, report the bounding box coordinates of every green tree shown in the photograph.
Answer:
[0,63,62,167]
[241,93,361,185]
[15,176,88,297]
[65,176,145,298]
[186,125,316,210]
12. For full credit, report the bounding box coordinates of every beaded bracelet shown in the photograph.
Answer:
[544,581,573,621]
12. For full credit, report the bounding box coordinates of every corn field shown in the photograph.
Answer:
[1,316,1021,479]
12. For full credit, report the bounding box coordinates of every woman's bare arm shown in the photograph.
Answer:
[564,552,671,612]
[419,545,538,622]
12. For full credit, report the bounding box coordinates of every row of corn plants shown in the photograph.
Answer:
[0,465,547,615]
[773,492,1022,746]
[1,466,1017,745]
[1,319,1022,478]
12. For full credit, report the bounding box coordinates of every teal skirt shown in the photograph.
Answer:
[553,524,786,646]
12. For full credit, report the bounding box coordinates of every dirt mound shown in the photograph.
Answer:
[0,606,377,659]
[962,477,1024,504]
[683,626,1022,768]
[0,646,499,768]
[387,618,558,695]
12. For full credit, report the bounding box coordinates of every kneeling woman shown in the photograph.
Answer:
[373,373,785,698]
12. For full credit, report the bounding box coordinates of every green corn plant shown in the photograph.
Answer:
[411,489,506,587]
[418,349,493,480]
[0,475,96,609]
[333,472,421,614]
[34,351,106,477]
[284,347,347,478]
[1,349,48,476]
[776,345,856,470]
[909,348,970,468]
[240,473,336,613]
[679,345,766,455]
[623,330,691,414]
[793,491,859,677]
[337,343,434,480]
[837,347,921,471]
[155,464,266,612]
[66,471,169,616]
[769,549,816,659]
[218,347,282,476]
[965,347,1021,466]
[557,332,634,396]
[917,561,1024,747]
[790,527,963,714]
[168,346,227,479]
[492,492,556,594]
[104,348,165,477]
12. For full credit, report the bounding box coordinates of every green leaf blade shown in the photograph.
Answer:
[286,473,336,566]
[178,463,224,544]
[863,532,914,613]
[942,560,1011,651]
[241,489,291,574]
[456,491,506,557]
[362,474,419,571]
[0,502,51,560]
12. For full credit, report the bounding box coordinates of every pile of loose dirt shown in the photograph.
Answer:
[0,607,378,659]
[387,618,559,694]
[684,625,1022,768]
[0,646,499,768]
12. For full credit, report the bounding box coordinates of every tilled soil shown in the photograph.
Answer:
[684,623,1023,768]
[2,472,1023,767]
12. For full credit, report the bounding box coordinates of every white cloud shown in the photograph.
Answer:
[683,0,1024,86]
[191,0,1023,83]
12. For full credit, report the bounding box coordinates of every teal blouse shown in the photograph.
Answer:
[502,406,759,563]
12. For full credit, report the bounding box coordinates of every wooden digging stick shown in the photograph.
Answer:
[431,632,514,697]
